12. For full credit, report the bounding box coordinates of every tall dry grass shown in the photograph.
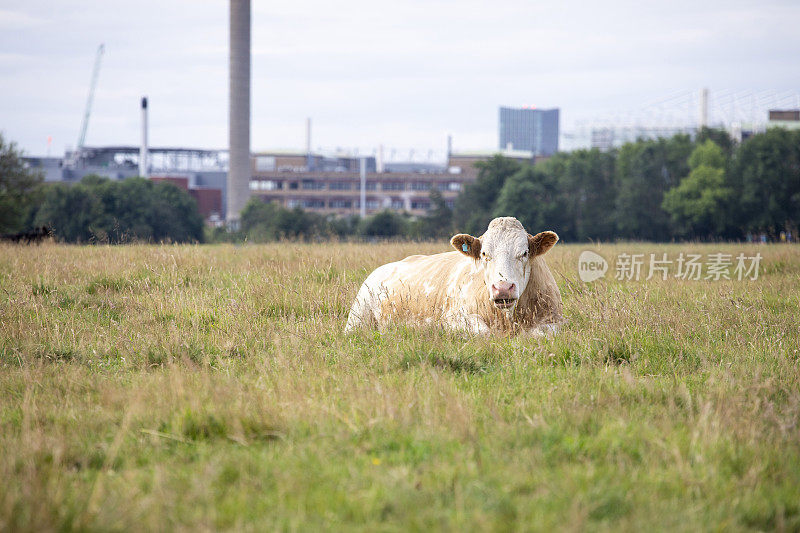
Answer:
[1,241,799,530]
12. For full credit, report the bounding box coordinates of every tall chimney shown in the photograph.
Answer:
[359,158,366,218]
[447,134,452,164]
[376,144,384,174]
[227,0,251,226]
[306,117,312,155]
[699,87,709,129]
[139,97,148,178]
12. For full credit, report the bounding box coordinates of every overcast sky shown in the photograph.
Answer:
[1,0,799,157]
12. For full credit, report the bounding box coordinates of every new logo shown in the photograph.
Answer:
[578,251,608,282]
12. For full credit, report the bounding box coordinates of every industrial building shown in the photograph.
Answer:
[768,109,800,130]
[247,151,540,217]
[24,146,538,222]
[23,146,228,223]
[498,106,560,156]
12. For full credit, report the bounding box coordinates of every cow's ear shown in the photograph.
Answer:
[451,233,481,259]
[528,231,558,256]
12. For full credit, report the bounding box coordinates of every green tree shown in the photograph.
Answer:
[240,198,327,241]
[614,135,693,240]
[240,197,280,240]
[328,214,361,239]
[662,140,732,238]
[696,127,735,158]
[537,149,616,241]
[0,134,43,233]
[493,166,568,233]
[150,181,205,242]
[34,175,204,243]
[359,210,407,238]
[729,128,800,236]
[453,155,522,234]
[34,182,104,242]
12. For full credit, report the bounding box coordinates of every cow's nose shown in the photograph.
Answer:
[491,281,516,297]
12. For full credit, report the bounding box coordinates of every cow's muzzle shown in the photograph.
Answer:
[491,282,517,309]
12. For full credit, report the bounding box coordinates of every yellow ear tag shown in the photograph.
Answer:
[462,243,469,252]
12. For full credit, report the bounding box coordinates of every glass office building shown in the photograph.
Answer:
[498,107,560,156]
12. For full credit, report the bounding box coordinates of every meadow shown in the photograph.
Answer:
[1,241,799,531]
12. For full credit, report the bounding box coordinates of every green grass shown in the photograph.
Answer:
[1,241,799,531]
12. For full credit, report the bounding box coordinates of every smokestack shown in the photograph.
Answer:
[700,87,709,129]
[227,0,251,226]
[306,117,311,155]
[139,97,148,178]
[376,144,384,174]
[446,134,453,166]
[359,158,366,218]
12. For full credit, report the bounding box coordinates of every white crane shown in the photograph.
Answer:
[73,44,105,161]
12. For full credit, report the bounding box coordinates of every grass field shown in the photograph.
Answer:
[1,241,799,531]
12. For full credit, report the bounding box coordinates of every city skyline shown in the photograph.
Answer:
[1,0,799,157]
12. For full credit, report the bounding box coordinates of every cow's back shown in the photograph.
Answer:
[345,251,478,331]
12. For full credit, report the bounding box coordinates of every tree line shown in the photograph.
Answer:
[454,127,800,241]
[3,127,799,243]
[1,134,204,243]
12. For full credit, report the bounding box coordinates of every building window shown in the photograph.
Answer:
[411,182,431,191]
[289,182,299,190]
[391,199,405,209]
[302,199,325,208]
[411,200,430,210]
[249,179,281,190]
[365,182,377,191]
[256,156,276,171]
[445,200,455,209]
[302,179,325,190]
[329,181,352,190]
[448,182,462,192]
[329,199,352,208]
[382,182,405,191]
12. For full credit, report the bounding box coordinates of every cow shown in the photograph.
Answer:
[345,217,563,335]
[0,226,52,245]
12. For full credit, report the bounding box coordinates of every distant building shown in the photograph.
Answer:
[249,151,455,216]
[768,109,800,121]
[23,146,227,222]
[22,156,63,182]
[254,151,376,174]
[498,107,559,156]
[150,176,224,222]
[768,109,800,131]
[24,144,542,222]
[248,151,538,217]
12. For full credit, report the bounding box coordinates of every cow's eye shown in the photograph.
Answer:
[520,251,529,259]
[481,252,491,261]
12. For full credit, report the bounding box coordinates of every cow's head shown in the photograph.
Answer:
[451,217,558,311]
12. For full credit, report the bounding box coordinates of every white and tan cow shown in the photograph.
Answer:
[345,217,563,335]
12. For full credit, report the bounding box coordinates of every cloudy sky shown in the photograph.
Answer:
[1,0,799,157]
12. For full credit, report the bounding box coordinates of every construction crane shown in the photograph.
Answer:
[74,43,105,159]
